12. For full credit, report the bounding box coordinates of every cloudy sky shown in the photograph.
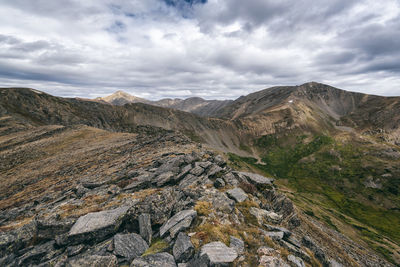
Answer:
[0,0,399,100]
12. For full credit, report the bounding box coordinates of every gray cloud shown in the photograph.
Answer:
[0,0,399,99]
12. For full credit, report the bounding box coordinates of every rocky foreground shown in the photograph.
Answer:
[0,125,393,266]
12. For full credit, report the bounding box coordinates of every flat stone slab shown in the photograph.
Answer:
[200,241,238,264]
[173,232,194,263]
[159,209,197,238]
[265,231,284,240]
[68,206,129,244]
[226,187,248,203]
[130,252,177,267]
[237,172,274,185]
[66,255,118,267]
[113,233,149,262]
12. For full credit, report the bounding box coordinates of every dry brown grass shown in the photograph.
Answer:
[194,201,212,216]
[0,216,34,232]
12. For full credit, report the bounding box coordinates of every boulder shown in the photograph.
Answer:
[200,241,238,265]
[155,171,175,187]
[190,166,204,176]
[288,254,305,267]
[17,241,58,266]
[66,255,118,267]
[226,187,248,203]
[250,207,282,224]
[222,172,238,186]
[265,231,284,240]
[113,233,149,262]
[214,178,225,188]
[138,213,152,245]
[67,244,85,257]
[36,217,75,240]
[237,172,274,186]
[264,224,292,239]
[159,209,197,238]
[124,173,154,191]
[230,236,244,254]
[173,232,194,263]
[259,256,290,267]
[130,252,177,267]
[187,253,210,267]
[207,164,223,177]
[213,155,226,166]
[68,206,129,244]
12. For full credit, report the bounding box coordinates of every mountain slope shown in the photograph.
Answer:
[96,91,232,117]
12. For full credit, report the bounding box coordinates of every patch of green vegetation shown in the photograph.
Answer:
[142,238,169,256]
[239,143,252,153]
[228,133,400,263]
[182,130,204,143]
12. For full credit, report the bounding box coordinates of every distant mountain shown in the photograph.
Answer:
[95,90,151,105]
[96,91,232,117]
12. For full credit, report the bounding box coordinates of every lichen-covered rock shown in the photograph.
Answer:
[68,206,129,244]
[288,254,305,267]
[36,217,75,240]
[113,233,148,262]
[226,187,248,203]
[230,236,244,254]
[200,241,238,265]
[138,213,152,245]
[130,252,177,267]
[173,232,194,263]
[66,254,118,267]
[236,172,274,186]
[159,209,197,238]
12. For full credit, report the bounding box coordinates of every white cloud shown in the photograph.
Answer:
[0,0,399,100]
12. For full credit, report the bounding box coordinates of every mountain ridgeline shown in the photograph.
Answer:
[0,82,399,265]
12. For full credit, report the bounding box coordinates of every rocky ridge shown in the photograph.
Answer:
[0,144,392,266]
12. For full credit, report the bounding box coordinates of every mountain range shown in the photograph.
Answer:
[0,82,399,266]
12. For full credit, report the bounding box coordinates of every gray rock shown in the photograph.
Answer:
[139,213,152,245]
[250,207,282,224]
[130,252,177,267]
[214,178,225,188]
[124,173,154,191]
[237,172,274,186]
[155,156,185,175]
[179,174,203,189]
[169,216,194,239]
[230,236,244,254]
[190,166,204,176]
[173,232,194,263]
[68,206,129,244]
[196,161,213,169]
[187,253,210,267]
[265,231,284,240]
[209,192,235,213]
[222,172,238,186]
[226,187,248,203]
[113,233,149,262]
[264,224,292,239]
[213,155,226,166]
[17,241,57,266]
[159,209,197,238]
[207,164,223,177]
[288,254,305,267]
[36,217,75,240]
[176,164,192,181]
[259,255,290,267]
[200,241,238,265]
[66,255,118,267]
[155,171,175,187]
[67,244,85,257]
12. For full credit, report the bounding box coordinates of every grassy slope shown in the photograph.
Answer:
[227,133,400,264]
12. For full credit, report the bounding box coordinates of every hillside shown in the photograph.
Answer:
[96,91,232,117]
[0,84,399,266]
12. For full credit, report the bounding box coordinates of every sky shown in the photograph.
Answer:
[0,0,399,100]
